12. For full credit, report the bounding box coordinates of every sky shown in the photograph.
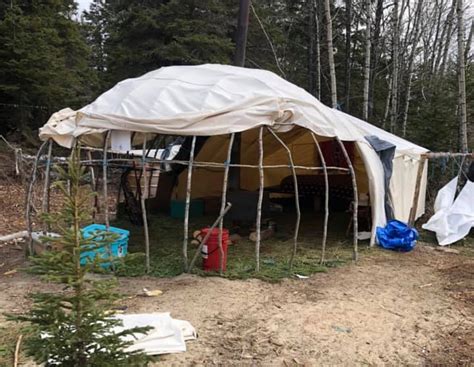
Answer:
[77,0,92,13]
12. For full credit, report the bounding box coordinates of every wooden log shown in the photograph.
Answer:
[0,231,28,242]
[408,156,427,225]
[183,136,197,271]
[311,133,329,264]
[255,127,264,272]
[41,139,53,232]
[424,152,473,159]
[25,140,48,255]
[187,203,232,273]
[86,150,98,220]
[336,137,359,259]
[102,131,111,229]
[267,128,301,271]
[140,134,151,273]
[218,133,235,274]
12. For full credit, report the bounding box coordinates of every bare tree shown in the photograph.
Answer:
[390,0,400,133]
[362,0,371,121]
[324,0,337,108]
[344,0,352,112]
[401,0,424,137]
[456,0,468,152]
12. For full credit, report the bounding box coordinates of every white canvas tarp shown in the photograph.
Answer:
[422,177,474,245]
[38,64,429,235]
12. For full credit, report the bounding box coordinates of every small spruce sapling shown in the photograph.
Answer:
[14,147,151,366]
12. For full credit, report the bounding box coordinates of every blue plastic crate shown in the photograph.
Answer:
[80,224,129,267]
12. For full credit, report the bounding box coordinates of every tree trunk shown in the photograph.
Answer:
[401,0,424,137]
[439,0,457,75]
[456,0,468,152]
[362,0,371,121]
[324,0,337,108]
[315,0,322,99]
[389,0,400,133]
[368,0,384,118]
[344,0,352,112]
[308,0,316,95]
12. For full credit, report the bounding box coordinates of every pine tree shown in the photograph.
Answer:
[13,147,151,366]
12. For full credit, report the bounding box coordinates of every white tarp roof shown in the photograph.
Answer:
[39,64,429,242]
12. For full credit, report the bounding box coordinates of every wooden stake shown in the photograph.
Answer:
[187,203,233,273]
[336,137,358,260]
[408,156,427,225]
[183,136,197,271]
[311,133,329,264]
[86,150,98,220]
[13,334,22,367]
[140,134,151,273]
[267,128,301,271]
[102,131,111,229]
[41,139,53,232]
[218,133,235,274]
[255,127,264,272]
[25,140,48,255]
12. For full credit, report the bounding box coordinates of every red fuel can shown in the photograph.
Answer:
[200,227,229,272]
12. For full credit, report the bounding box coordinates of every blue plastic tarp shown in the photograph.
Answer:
[376,220,418,252]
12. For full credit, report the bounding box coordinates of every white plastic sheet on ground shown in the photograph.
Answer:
[422,177,474,245]
[113,313,197,355]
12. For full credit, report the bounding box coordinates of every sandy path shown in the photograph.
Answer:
[0,244,472,366]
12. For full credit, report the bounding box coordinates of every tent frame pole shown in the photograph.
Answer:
[183,136,197,271]
[336,137,358,260]
[267,127,301,271]
[140,134,151,273]
[26,140,48,255]
[311,133,329,264]
[41,139,53,232]
[408,156,427,225]
[218,133,235,274]
[255,127,264,272]
[102,131,111,229]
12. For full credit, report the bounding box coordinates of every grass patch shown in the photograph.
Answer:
[112,209,363,281]
[0,322,25,366]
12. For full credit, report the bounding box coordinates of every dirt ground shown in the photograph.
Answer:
[0,181,473,366]
[0,243,472,366]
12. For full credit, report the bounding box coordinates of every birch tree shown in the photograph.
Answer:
[389,0,400,133]
[324,0,338,108]
[362,0,371,120]
[456,0,468,152]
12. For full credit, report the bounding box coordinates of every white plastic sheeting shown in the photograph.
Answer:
[38,64,429,233]
[422,177,474,245]
[114,313,196,355]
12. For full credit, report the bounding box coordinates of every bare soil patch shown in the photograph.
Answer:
[1,243,472,366]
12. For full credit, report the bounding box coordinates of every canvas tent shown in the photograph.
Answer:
[39,64,429,250]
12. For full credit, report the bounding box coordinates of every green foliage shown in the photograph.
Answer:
[0,0,97,134]
[11,148,150,366]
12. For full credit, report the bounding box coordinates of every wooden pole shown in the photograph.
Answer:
[41,139,53,232]
[86,150,98,220]
[183,136,197,271]
[311,133,329,264]
[187,203,233,273]
[408,156,427,225]
[267,128,301,271]
[140,134,151,273]
[25,140,48,255]
[218,133,235,274]
[336,137,358,260]
[102,131,111,229]
[255,127,264,272]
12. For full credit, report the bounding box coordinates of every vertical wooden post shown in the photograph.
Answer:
[140,134,151,273]
[102,131,111,229]
[255,127,264,272]
[336,137,358,261]
[267,128,301,271]
[408,156,427,225]
[218,133,235,274]
[41,139,53,232]
[25,140,48,255]
[311,133,329,264]
[183,136,197,271]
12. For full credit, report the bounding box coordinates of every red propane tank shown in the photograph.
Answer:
[200,227,229,272]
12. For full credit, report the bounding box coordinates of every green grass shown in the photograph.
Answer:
[112,209,365,281]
